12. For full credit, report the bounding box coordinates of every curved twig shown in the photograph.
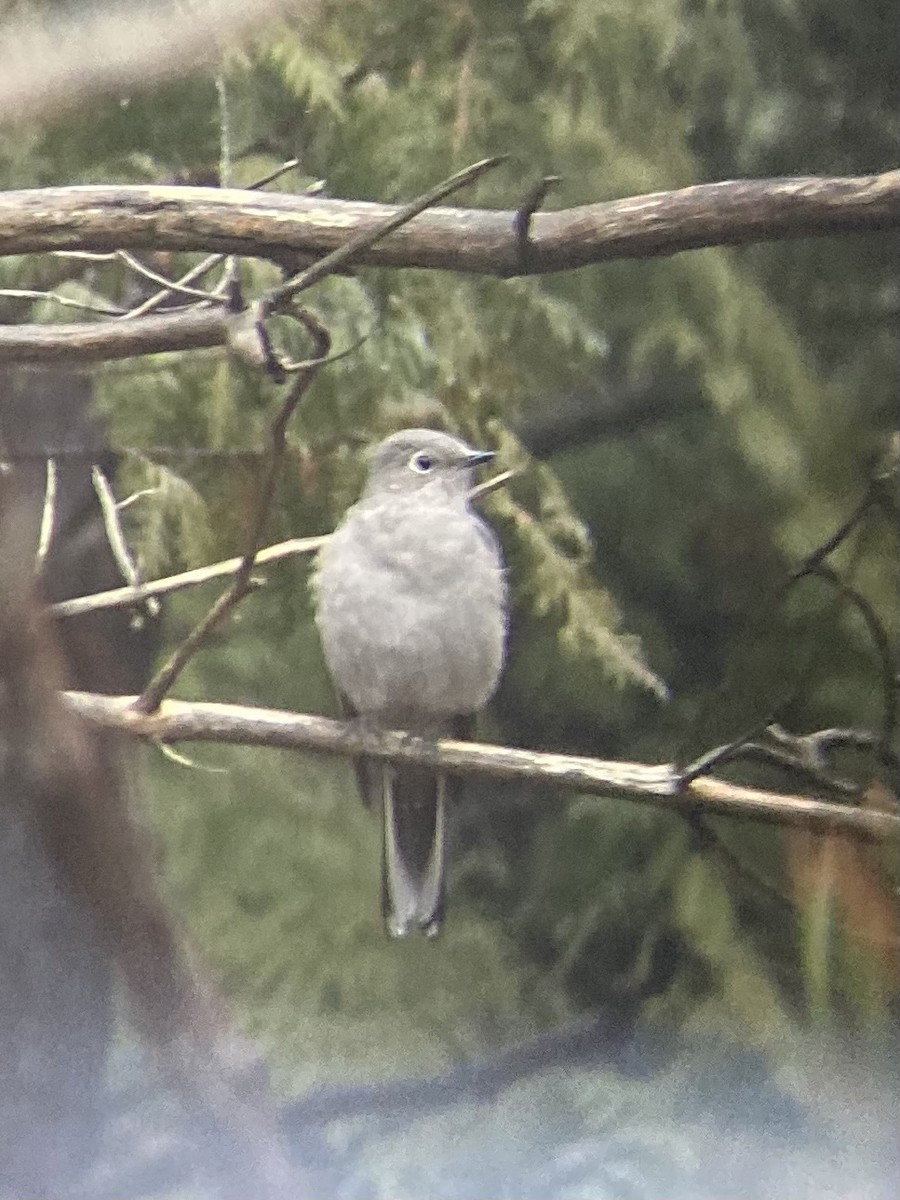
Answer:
[133,310,330,714]
[796,562,898,754]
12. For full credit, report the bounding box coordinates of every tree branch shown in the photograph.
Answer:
[1,172,896,278]
[50,535,327,619]
[0,309,228,364]
[61,692,899,841]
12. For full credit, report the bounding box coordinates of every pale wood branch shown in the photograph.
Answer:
[0,309,228,364]
[0,172,895,280]
[62,692,899,842]
[50,535,327,618]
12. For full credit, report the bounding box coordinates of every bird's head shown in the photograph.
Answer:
[363,428,495,501]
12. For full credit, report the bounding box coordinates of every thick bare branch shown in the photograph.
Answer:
[1,173,896,277]
[62,692,900,842]
[0,309,228,364]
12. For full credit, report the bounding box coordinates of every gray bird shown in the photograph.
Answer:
[314,429,507,937]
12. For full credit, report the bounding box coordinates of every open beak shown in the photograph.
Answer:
[463,449,495,468]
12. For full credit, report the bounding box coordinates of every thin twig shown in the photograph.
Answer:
[277,327,375,373]
[35,457,57,568]
[470,468,517,503]
[116,487,160,512]
[0,287,125,317]
[781,726,900,764]
[116,250,226,304]
[214,72,239,302]
[122,255,229,319]
[51,534,327,618]
[216,75,232,190]
[91,465,140,588]
[251,158,307,190]
[513,174,562,270]
[1,445,297,462]
[156,741,229,773]
[798,561,898,752]
[682,471,898,779]
[789,490,874,578]
[680,719,775,785]
[92,464,161,620]
[122,159,306,320]
[51,249,119,261]
[682,723,863,797]
[61,691,900,842]
[785,468,898,754]
[263,155,508,310]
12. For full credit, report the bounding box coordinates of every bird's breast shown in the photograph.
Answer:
[315,498,507,721]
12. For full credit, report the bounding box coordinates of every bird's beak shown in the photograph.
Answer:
[463,449,495,468]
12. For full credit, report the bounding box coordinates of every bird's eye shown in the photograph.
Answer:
[408,451,433,474]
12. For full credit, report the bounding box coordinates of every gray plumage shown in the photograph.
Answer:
[313,429,507,937]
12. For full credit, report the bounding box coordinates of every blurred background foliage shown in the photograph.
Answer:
[2,0,897,1194]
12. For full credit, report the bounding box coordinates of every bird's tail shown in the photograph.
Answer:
[381,764,446,938]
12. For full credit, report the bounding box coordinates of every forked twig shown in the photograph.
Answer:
[91,466,140,590]
[122,159,306,320]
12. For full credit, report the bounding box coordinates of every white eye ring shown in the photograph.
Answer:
[408,451,433,474]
